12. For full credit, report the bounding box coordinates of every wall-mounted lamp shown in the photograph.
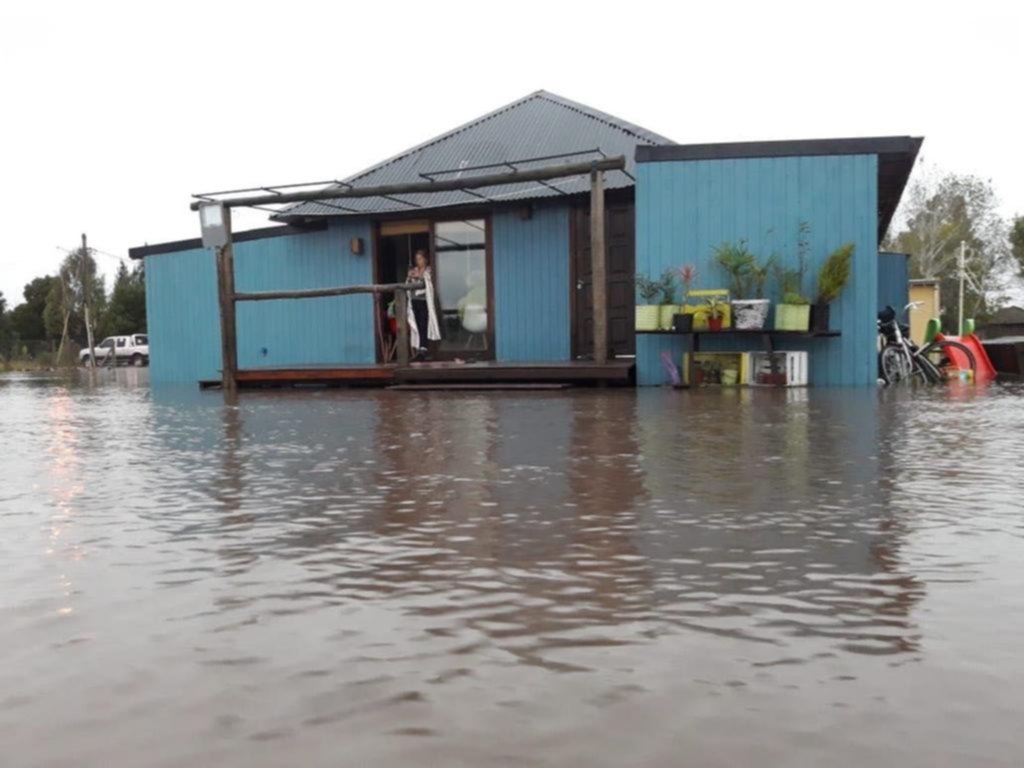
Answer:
[350,237,365,255]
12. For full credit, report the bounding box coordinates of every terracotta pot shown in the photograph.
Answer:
[708,315,724,332]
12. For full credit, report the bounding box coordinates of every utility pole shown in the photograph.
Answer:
[81,233,98,367]
[957,240,966,336]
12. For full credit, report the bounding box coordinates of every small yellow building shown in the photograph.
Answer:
[909,279,941,346]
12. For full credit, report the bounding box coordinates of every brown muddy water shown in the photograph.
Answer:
[2,370,1023,767]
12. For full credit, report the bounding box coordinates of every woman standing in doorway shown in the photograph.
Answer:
[407,249,440,359]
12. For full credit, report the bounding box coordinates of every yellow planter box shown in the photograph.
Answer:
[774,304,810,331]
[659,304,681,330]
[636,305,660,331]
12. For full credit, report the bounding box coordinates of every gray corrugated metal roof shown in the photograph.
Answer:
[275,90,673,220]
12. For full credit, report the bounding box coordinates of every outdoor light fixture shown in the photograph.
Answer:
[199,201,230,249]
[350,237,365,255]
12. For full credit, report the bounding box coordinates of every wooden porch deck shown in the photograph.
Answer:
[199,360,635,390]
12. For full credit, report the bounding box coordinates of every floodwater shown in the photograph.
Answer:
[2,371,1023,768]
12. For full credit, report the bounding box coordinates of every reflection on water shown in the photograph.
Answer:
[2,371,1023,767]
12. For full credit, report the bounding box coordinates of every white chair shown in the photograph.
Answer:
[461,305,488,350]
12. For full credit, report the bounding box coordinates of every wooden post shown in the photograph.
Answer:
[395,287,409,368]
[590,168,608,364]
[81,233,98,368]
[216,208,238,394]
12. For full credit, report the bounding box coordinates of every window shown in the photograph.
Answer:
[134,335,148,345]
[99,338,114,349]
[116,338,127,348]
[433,219,489,354]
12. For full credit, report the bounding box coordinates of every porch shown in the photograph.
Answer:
[198,359,635,390]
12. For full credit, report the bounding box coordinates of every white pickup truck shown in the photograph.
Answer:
[80,334,150,367]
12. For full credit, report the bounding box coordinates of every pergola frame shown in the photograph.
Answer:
[196,156,626,393]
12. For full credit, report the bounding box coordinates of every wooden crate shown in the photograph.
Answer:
[747,351,808,386]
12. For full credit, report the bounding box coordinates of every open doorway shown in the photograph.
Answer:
[375,218,494,363]
[377,223,430,362]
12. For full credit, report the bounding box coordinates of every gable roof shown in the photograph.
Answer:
[275,90,672,221]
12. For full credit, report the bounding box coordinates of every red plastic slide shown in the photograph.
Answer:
[935,332,998,380]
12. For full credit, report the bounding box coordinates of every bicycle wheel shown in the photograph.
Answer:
[918,340,977,381]
[880,345,913,385]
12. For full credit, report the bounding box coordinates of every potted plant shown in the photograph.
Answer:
[812,243,854,333]
[772,221,812,331]
[658,269,680,330]
[756,352,788,386]
[714,240,771,329]
[635,273,662,331]
[704,297,728,332]
[673,264,697,332]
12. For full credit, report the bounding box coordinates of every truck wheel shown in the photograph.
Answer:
[131,353,144,367]
[81,355,94,368]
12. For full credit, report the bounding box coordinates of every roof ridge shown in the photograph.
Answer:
[344,91,548,185]
[530,90,673,146]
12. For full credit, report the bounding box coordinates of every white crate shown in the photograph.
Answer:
[746,351,808,387]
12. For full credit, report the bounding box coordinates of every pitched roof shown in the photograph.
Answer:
[275,90,672,220]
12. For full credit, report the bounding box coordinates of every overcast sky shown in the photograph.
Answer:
[1,0,1021,303]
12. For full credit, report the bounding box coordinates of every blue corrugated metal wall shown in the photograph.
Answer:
[492,206,571,362]
[877,251,909,315]
[635,155,879,386]
[145,220,373,384]
[234,220,374,369]
[145,246,222,384]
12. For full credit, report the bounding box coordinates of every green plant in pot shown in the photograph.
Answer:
[673,264,697,332]
[812,243,854,333]
[714,239,772,330]
[772,221,812,331]
[635,273,662,331]
[703,297,728,332]
[657,268,679,330]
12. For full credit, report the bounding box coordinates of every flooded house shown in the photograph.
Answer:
[130,91,921,389]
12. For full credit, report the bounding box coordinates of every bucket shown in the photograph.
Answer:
[731,299,770,330]
[636,305,660,331]
[659,304,681,330]
[721,369,739,386]
[774,304,810,331]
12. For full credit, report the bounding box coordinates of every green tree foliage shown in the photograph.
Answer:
[8,275,57,342]
[100,262,146,336]
[0,291,13,358]
[44,248,107,349]
[885,171,1012,329]
[1010,215,1024,279]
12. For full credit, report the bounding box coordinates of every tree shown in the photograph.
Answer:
[1011,215,1024,279]
[100,261,146,336]
[9,275,57,342]
[886,171,1012,329]
[0,291,13,358]
[43,248,107,362]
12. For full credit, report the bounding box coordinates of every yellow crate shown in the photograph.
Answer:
[682,351,750,386]
[681,289,731,331]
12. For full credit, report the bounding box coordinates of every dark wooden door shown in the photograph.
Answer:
[571,201,636,359]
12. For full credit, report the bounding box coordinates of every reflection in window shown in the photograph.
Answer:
[433,220,488,353]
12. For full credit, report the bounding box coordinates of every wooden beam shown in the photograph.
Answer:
[190,157,627,211]
[234,281,423,302]
[394,288,409,368]
[590,169,608,364]
[215,209,239,394]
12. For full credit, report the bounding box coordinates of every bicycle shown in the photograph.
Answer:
[877,303,976,386]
